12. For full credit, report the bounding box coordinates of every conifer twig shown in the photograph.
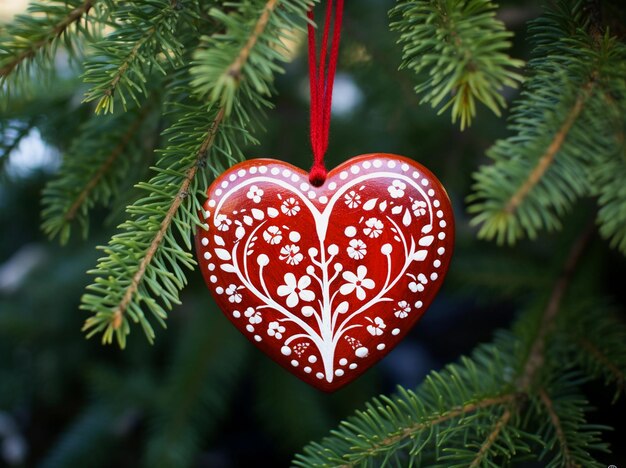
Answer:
[469,407,513,468]
[344,393,518,466]
[63,104,153,223]
[227,0,278,81]
[100,30,155,102]
[538,388,580,468]
[107,0,282,331]
[505,80,595,214]
[518,224,594,390]
[0,0,95,79]
[466,225,594,464]
[110,107,225,330]
[578,337,625,394]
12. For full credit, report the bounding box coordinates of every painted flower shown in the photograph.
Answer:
[279,244,304,265]
[246,185,264,203]
[281,197,301,216]
[214,214,231,231]
[366,317,386,336]
[394,300,411,318]
[412,199,427,217]
[344,190,361,209]
[267,321,286,340]
[340,265,375,300]
[388,180,406,198]
[363,217,383,238]
[277,273,315,307]
[263,225,282,245]
[347,239,367,260]
[225,284,242,303]
[244,307,262,324]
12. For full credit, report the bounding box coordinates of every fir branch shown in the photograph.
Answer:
[538,388,577,468]
[468,406,513,468]
[533,371,609,468]
[468,1,626,246]
[557,301,626,400]
[517,224,593,391]
[578,338,625,396]
[295,226,594,467]
[0,0,108,99]
[390,0,524,129]
[81,106,225,346]
[41,101,156,243]
[113,107,223,329]
[82,0,197,114]
[504,81,594,215]
[190,0,310,114]
[81,0,311,347]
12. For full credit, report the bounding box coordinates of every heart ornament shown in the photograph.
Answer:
[195,154,454,391]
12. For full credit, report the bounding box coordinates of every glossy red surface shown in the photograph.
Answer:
[195,154,454,391]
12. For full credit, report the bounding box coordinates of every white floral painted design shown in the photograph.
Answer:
[393,300,411,318]
[363,217,383,238]
[281,197,301,216]
[279,244,304,265]
[412,199,427,217]
[347,239,367,260]
[340,265,375,300]
[277,273,315,307]
[366,317,386,336]
[203,163,442,384]
[215,214,231,231]
[246,185,264,203]
[388,180,406,198]
[268,321,286,339]
[344,190,361,208]
[225,284,242,303]
[263,225,282,244]
[244,307,262,324]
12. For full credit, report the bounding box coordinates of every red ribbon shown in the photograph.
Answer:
[307,0,344,187]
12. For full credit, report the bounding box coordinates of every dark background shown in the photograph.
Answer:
[1,1,624,466]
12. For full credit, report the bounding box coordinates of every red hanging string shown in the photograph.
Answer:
[307,0,344,187]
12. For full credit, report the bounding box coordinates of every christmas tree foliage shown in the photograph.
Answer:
[1,0,625,466]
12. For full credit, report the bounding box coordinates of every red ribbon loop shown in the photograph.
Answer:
[307,0,344,187]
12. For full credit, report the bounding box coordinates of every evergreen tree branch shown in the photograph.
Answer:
[349,393,517,463]
[0,0,94,79]
[517,223,593,391]
[533,370,609,468]
[578,338,625,396]
[390,0,524,129]
[63,108,150,223]
[0,0,110,100]
[469,406,513,468]
[538,388,578,468]
[82,0,197,114]
[108,107,224,333]
[504,81,594,215]
[228,0,278,79]
[41,101,156,243]
[81,0,311,347]
[557,301,626,400]
[296,225,594,467]
[468,1,626,246]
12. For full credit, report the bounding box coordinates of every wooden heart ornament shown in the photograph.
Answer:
[195,154,454,391]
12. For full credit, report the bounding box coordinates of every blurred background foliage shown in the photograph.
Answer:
[0,0,625,467]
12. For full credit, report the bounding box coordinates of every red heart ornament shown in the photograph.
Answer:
[195,154,454,391]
